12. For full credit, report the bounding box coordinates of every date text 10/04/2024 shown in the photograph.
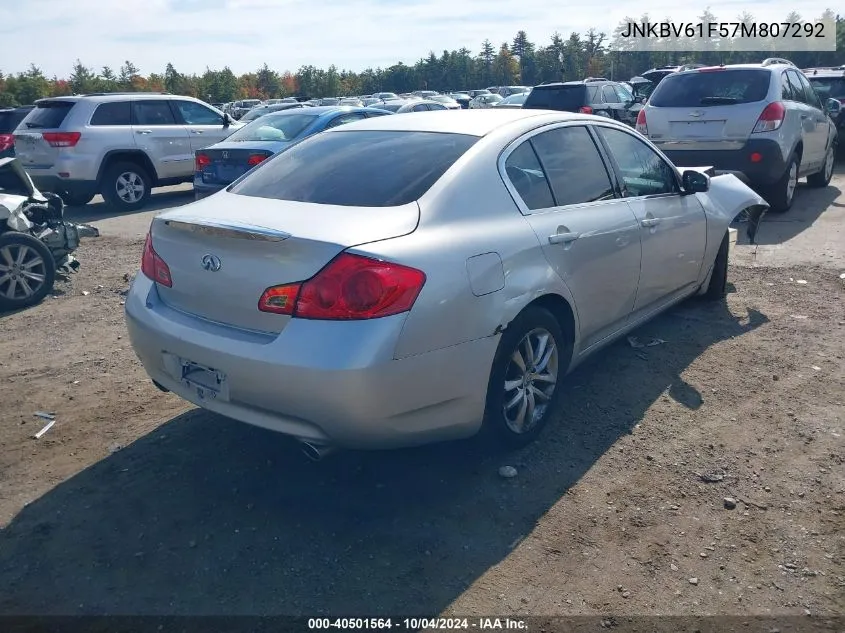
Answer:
[307,618,528,630]
[620,21,827,39]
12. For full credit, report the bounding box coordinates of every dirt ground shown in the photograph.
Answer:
[0,190,844,619]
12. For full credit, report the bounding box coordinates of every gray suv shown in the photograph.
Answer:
[636,59,841,212]
[12,93,241,210]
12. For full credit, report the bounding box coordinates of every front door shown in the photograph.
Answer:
[171,100,234,153]
[503,124,643,350]
[594,124,708,314]
[130,100,192,179]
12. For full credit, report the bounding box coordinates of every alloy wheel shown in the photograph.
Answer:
[0,243,47,300]
[116,171,146,204]
[502,327,559,434]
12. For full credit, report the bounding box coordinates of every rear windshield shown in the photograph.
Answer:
[649,69,771,107]
[807,77,845,98]
[0,110,29,133]
[21,101,75,129]
[523,85,587,110]
[230,130,478,207]
[227,113,317,142]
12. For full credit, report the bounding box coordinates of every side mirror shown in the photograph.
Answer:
[826,98,842,117]
[682,169,709,194]
[223,112,233,127]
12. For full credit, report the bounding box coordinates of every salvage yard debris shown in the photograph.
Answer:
[33,419,55,439]
[627,336,666,349]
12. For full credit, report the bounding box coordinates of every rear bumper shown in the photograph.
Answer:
[658,139,787,187]
[29,175,99,199]
[193,177,226,200]
[125,275,495,449]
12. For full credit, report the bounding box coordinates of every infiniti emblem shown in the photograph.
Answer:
[201,254,222,272]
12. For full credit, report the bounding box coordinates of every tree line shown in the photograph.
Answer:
[1,10,842,106]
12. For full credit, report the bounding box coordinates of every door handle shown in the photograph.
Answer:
[135,129,152,135]
[800,114,809,120]
[640,217,661,228]
[548,232,580,245]
[191,130,204,134]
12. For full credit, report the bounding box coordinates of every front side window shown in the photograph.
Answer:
[230,130,478,207]
[132,101,177,126]
[597,126,678,197]
[503,141,555,211]
[174,101,223,125]
[530,126,615,206]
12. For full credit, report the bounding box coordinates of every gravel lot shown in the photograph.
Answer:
[0,168,843,618]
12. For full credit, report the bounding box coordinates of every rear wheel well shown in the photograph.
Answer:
[97,151,157,187]
[521,294,576,352]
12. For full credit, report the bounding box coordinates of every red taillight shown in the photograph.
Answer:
[750,152,763,163]
[195,152,211,171]
[636,109,648,135]
[752,101,785,133]
[258,253,426,320]
[578,106,593,114]
[247,154,267,166]
[41,132,81,148]
[140,232,172,287]
[0,134,13,152]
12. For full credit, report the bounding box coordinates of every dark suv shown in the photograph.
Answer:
[0,106,34,158]
[522,78,643,126]
[804,66,845,131]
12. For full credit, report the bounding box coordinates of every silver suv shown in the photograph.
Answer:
[636,59,841,212]
[12,93,242,210]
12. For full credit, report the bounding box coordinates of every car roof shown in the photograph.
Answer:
[261,105,369,118]
[323,109,594,137]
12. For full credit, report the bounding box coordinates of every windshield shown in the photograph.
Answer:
[230,130,478,207]
[649,69,771,107]
[808,77,845,98]
[501,93,528,105]
[227,113,317,142]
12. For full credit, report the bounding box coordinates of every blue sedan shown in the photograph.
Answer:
[193,106,393,200]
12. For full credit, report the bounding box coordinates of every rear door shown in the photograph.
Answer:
[171,99,233,149]
[791,70,829,168]
[504,124,643,349]
[12,100,76,169]
[595,124,707,313]
[644,69,773,152]
[130,100,192,179]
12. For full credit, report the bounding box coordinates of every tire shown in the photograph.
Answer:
[0,232,56,312]
[703,231,729,301]
[59,192,95,207]
[765,153,799,213]
[482,306,571,448]
[100,161,152,211]
[807,142,836,188]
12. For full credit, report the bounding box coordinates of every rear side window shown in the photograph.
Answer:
[649,70,771,107]
[524,86,587,111]
[20,101,75,129]
[530,126,614,205]
[90,101,131,126]
[132,101,177,126]
[230,130,478,207]
[504,141,555,211]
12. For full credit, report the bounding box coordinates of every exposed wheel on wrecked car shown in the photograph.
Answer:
[101,161,152,211]
[0,231,56,311]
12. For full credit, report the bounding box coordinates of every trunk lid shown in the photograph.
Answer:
[197,142,287,186]
[149,191,420,334]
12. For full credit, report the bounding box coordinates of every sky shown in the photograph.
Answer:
[0,0,836,78]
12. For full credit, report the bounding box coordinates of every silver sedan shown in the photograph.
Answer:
[125,110,768,457]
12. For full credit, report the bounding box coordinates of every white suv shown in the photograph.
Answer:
[13,93,242,210]
[636,59,841,212]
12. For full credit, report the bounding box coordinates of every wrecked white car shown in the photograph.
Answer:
[0,157,99,311]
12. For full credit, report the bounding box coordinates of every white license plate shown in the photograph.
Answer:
[162,352,230,402]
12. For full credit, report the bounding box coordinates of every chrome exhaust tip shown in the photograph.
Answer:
[299,441,335,462]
